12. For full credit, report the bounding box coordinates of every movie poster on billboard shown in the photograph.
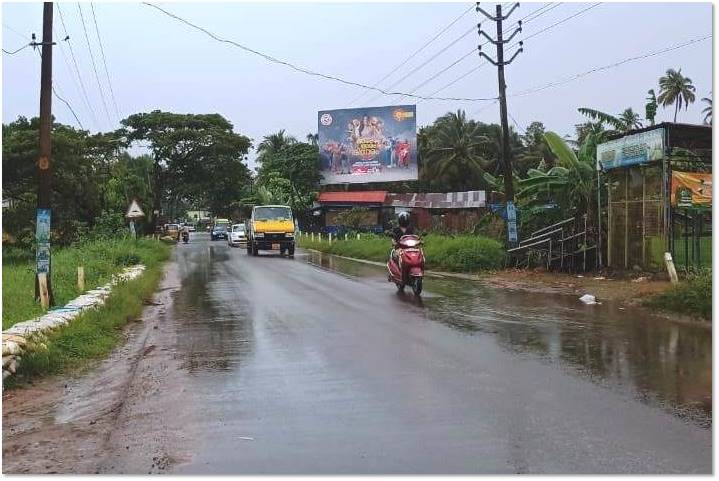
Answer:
[318,105,417,185]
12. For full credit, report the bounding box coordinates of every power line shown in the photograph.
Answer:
[35,49,85,129]
[77,2,113,127]
[57,3,100,129]
[90,3,121,121]
[511,34,712,98]
[3,23,30,40]
[418,3,598,102]
[362,24,477,105]
[2,43,31,55]
[142,2,497,103]
[347,3,474,106]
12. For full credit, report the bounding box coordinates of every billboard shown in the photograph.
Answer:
[318,105,417,185]
[596,128,664,171]
[671,170,712,207]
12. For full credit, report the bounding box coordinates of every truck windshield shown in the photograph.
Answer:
[255,207,292,221]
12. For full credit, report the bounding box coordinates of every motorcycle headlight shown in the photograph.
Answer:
[255,232,264,238]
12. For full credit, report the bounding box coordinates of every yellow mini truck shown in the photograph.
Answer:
[246,205,295,257]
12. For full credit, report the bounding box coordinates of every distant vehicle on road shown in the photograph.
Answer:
[246,205,295,257]
[165,223,181,240]
[211,223,228,241]
[187,224,196,232]
[228,224,247,248]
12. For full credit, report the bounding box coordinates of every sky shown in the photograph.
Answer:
[2,1,713,169]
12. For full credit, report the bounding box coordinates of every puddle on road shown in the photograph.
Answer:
[171,245,255,374]
[303,250,712,426]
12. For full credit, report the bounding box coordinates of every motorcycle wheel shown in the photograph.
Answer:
[395,282,404,292]
[411,278,423,297]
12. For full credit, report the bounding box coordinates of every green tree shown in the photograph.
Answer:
[578,107,642,132]
[256,129,297,163]
[420,110,493,191]
[701,94,712,125]
[256,141,320,215]
[306,133,319,146]
[120,111,252,228]
[657,68,696,122]
[645,89,658,126]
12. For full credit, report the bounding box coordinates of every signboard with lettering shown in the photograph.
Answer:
[596,128,664,171]
[671,170,712,208]
[506,201,518,244]
[36,208,51,274]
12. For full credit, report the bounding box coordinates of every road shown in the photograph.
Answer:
[2,233,712,474]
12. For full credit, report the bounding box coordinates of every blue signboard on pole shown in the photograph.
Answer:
[36,208,51,274]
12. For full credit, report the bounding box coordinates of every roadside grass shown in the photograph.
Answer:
[2,238,167,330]
[644,268,712,320]
[299,233,505,272]
[5,240,170,386]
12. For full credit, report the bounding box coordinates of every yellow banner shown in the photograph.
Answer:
[671,171,712,207]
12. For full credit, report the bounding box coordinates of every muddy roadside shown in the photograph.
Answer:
[2,258,197,474]
[482,268,709,325]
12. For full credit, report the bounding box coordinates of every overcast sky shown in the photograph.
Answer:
[2,2,713,167]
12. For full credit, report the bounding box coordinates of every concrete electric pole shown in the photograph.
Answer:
[476,2,523,246]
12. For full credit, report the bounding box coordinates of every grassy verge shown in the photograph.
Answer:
[5,239,170,386]
[299,233,505,272]
[3,238,168,330]
[644,268,712,320]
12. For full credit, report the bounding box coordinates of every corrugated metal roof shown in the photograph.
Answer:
[318,191,388,204]
[387,191,486,209]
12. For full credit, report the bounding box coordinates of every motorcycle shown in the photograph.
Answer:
[181,231,189,244]
[387,234,425,296]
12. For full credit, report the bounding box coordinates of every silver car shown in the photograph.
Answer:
[228,224,247,248]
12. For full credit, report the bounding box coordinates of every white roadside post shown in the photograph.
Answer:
[329,233,332,245]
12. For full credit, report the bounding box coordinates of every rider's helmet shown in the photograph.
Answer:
[398,211,410,228]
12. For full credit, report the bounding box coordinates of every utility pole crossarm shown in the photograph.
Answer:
[500,2,520,20]
[503,25,522,44]
[505,45,524,65]
[475,3,498,21]
[477,28,498,45]
[478,50,499,66]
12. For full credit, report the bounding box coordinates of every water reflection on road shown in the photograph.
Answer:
[304,250,712,426]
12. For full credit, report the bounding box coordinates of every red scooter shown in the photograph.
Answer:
[387,234,425,296]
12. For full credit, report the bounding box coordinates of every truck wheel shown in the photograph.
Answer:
[252,243,259,256]
[246,244,252,255]
[288,245,295,257]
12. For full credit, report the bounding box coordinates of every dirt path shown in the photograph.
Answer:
[2,261,194,474]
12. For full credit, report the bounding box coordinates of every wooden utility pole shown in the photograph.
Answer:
[477,2,522,246]
[35,2,55,305]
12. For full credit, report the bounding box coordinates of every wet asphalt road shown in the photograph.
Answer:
[124,234,711,474]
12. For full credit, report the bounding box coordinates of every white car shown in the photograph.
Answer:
[228,224,247,248]
[187,224,196,232]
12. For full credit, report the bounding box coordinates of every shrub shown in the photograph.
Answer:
[646,268,711,319]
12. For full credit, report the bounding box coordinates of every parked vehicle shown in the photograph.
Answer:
[165,223,181,240]
[181,231,189,243]
[246,205,295,257]
[187,224,196,232]
[228,223,247,248]
[387,234,425,296]
[211,223,228,241]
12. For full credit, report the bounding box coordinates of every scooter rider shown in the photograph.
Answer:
[390,211,415,262]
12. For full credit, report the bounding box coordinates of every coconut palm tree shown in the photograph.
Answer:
[701,94,712,125]
[657,68,696,122]
[422,110,493,191]
[577,107,642,133]
[306,133,319,146]
[645,89,658,126]
[256,130,297,162]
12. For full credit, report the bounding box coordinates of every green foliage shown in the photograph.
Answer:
[419,110,523,192]
[2,238,169,329]
[645,268,711,319]
[8,251,168,384]
[301,233,505,272]
[334,208,373,231]
[701,95,712,125]
[645,89,658,126]
[657,68,696,122]
[120,110,253,220]
[578,107,642,132]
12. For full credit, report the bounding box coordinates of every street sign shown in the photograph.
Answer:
[506,201,518,244]
[126,199,145,218]
[36,208,51,274]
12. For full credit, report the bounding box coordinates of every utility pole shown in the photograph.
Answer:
[34,2,56,305]
[476,2,522,246]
